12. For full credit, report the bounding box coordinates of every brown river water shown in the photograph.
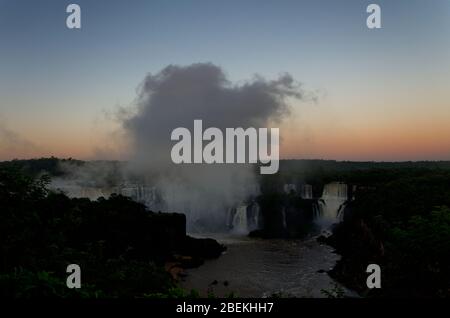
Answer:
[181,234,356,298]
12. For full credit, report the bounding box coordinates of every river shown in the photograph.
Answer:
[181,234,354,298]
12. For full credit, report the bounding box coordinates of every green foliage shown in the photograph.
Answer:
[143,287,201,299]
[329,168,450,297]
[0,157,84,178]
[320,282,345,299]
[0,166,189,298]
[389,206,450,262]
[3,158,450,298]
[0,268,103,298]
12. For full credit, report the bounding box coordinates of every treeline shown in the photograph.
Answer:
[0,167,224,298]
[0,157,85,177]
[267,160,450,188]
[3,157,450,181]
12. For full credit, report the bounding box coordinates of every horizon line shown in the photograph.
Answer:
[2,156,450,164]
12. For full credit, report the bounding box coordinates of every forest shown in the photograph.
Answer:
[0,163,224,298]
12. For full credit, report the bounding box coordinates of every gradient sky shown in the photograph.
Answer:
[1,0,449,161]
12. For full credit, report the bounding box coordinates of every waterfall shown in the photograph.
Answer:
[231,202,261,234]
[50,183,113,200]
[281,207,287,230]
[118,183,162,211]
[226,207,235,229]
[300,184,313,199]
[312,201,321,219]
[232,205,248,234]
[247,203,261,231]
[283,183,312,198]
[315,182,347,230]
[283,183,297,194]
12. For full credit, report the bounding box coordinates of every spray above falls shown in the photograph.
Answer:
[117,63,312,231]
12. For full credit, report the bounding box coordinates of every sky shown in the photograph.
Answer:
[0,0,449,161]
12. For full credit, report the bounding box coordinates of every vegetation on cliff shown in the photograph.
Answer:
[0,166,224,298]
[326,168,450,298]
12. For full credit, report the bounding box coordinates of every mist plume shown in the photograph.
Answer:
[120,63,311,231]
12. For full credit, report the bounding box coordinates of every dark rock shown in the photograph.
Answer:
[182,236,226,259]
[248,229,264,238]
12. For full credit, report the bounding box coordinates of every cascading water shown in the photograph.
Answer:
[247,203,261,232]
[300,184,313,199]
[232,205,249,234]
[226,207,235,229]
[52,178,264,234]
[315,182,347,231]
[283,184,297,194]
[281,207,287,230]
[50,182,114,200]
[231,202,261,234]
